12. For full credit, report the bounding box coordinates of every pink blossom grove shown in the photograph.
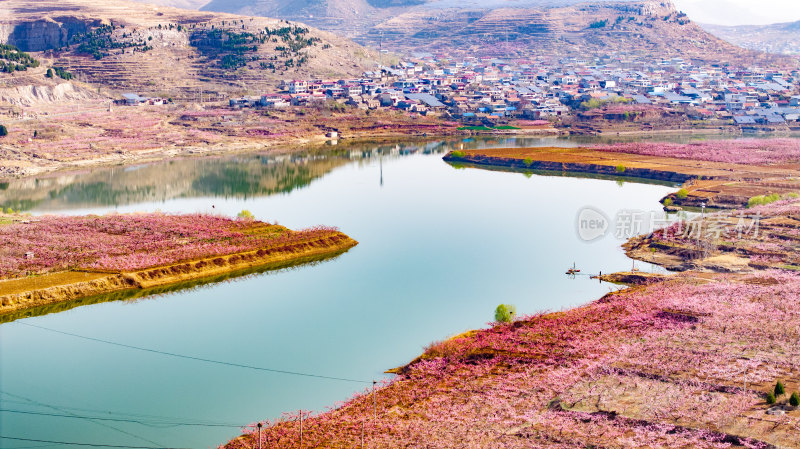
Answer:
[0,213,339,278]
[593,138,800,165]
[225,269,800,449]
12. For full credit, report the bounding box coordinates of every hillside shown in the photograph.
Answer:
[129,0,210,8]
[0,0,380,99]
[201,0,399,39]
[198,0,645,38]
[175,0,765,62]
[701,21,800,55]
[365,1,757,61]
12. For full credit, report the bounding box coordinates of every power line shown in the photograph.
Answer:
[15,322,371,384]
[0,396,242,428]
[0,409,242,429]
[0,392,164,448]
[0,444,63,449]
[0,436,190,449]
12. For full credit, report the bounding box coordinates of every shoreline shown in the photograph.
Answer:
[0,247,353,324]
[222,146,800,449]
[0,218,358,319]
[2,114,776,182]
[444,146,800,209]
[0,132,448,181]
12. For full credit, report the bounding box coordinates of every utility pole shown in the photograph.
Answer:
[372,380,377,422]
[299,411,303,448]
[361,420,365,449]
[257,422,262,449]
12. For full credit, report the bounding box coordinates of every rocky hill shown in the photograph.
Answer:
[150,0,768,63]
[197,0,643,38]
[0,0,380,99]
[129,0,210,8]
[701,21,800,55]
[365,1,757,61]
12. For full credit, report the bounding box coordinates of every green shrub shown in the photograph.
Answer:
[4,207,13,214]
[589,19,608,28]
[663,198,673,207]
[523,157,533,166]
[53,67,73,80]
[0,43,39,72]
[676,188,688,200]
[766,392,776,404]
[791,392,800,407]
[775,381,786,397]
[237,209,254,220]
[494,304,517,323]
[450,150,466,159]
[748,193,781,208]
[615,164,626,173]
[0,125,7,137]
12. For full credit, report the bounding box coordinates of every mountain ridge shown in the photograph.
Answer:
[701,21,800,55]
[0,0,380,98]
[128,0,774,63]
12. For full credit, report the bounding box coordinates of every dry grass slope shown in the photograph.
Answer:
[0,0,380,98]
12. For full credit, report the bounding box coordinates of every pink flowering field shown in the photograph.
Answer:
[593,138,800,165]
[0,213,340,278]
[643,198,800,270]
[226,270,800,449]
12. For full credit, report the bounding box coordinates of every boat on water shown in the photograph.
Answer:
[566,263,580,275]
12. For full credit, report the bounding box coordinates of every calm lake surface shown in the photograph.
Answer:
[0,137,682,448]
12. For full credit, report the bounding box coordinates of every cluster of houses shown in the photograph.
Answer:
[116,93,168,106]
[223,54,800,128]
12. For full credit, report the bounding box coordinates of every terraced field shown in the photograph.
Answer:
[0,0,380,98]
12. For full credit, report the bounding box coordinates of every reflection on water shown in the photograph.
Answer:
[0,134,740,213]
[0,249,353,325]
[0,134,761,449]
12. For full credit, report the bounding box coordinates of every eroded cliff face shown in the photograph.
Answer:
[0,17,98,52]
[0,82,99,107]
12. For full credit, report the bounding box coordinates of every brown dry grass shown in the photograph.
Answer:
[0,271,109,296]
[0,230,358,316]
[0,103,458,179]
[456,147,800,209]
[0,0,380,98]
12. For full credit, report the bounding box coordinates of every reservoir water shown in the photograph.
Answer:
[0,137,679,448]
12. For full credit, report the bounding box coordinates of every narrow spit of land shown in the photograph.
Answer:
[223,139,800,449]
[0,212,357,317]
[443,138,800,209]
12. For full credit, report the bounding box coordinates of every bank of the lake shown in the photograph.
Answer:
[0,213,357,317]
[224,198,800,449]
[1,141,680,448]
[444,139,800,209]
[223,140,800,449]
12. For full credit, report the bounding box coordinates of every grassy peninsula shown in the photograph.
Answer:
[444,138,800,210]
[0,212,357,317]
